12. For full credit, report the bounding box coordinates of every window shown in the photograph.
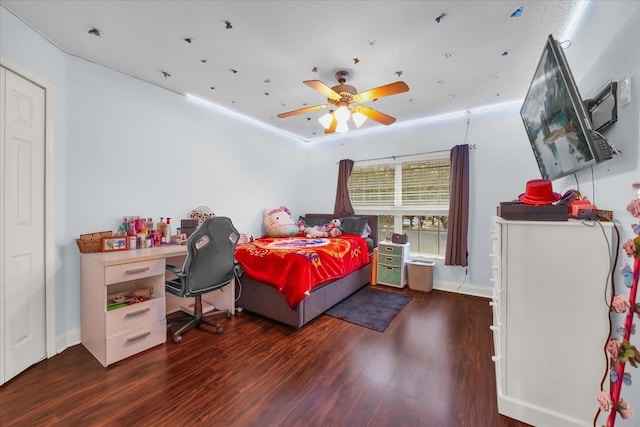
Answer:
[348,153,450,256]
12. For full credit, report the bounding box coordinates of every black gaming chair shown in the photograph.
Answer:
[165,216,240,343]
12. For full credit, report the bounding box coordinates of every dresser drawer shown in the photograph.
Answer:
[106,297,165,337]
[377,264,402,286]
[105,320,166,365]
[378,254,403,267]
[379,244,404,257]
[105,259,164,285]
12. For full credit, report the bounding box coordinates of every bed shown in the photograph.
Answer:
[235,214,378,328]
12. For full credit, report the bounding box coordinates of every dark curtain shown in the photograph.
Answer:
[445,144,469,266]
[334,159,355,216]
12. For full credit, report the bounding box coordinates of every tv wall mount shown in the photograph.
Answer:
[584,81,618,132]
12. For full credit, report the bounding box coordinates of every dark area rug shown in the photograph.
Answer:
[325,286,411,332]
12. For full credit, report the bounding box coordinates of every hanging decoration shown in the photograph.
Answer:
[596,184,640,426]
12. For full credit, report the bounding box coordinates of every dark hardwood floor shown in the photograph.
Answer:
[0,287,530,427]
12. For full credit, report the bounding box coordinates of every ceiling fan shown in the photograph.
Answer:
[277,71,409,134]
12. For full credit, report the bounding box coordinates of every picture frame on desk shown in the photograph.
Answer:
[101,235,129,252]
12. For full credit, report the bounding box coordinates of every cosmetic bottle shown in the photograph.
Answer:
[165,217,172,243]
[157,217,166,243]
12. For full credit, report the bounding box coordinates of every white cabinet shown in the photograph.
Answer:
[376,242,410,288]
[80,246,187,367]
[490,217,612,427]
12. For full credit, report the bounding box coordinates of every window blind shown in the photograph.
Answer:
[348,156,450,214]
[401,159,450,208]
[348,164,395,207]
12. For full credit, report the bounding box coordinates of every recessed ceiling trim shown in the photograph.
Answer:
[185,94,306,143]
[0,1,589,143]
[560,0,589,42]
[306,100,522,143]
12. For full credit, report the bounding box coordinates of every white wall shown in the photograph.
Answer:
[1,5,70,339]
[301,108,541,292]
[61,55,310,337]
[569,2,640,421]
[303,1,640,420]
[3,1,640,414]
[1,5,308,339]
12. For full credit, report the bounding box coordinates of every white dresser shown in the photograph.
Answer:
[490,217,612,427]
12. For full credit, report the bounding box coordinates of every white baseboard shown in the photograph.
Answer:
[55,328,80,356]
[433,280,492,298]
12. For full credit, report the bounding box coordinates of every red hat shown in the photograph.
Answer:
[518,179,562,206]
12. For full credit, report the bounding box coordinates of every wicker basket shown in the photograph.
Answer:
[76,231,113,253]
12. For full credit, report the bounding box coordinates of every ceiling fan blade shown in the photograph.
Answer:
[277,104,327,118]
[355,105,396,125]
[353,81,409,103]
[324,114,337,134]
[304,80,342,100]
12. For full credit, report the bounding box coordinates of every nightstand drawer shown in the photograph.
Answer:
[377,265,402,285]
[105,259,164,285]
[378,255,403,267]
[379,244,404,257]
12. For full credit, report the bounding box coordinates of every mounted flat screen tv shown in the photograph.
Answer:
[520,34,613,181]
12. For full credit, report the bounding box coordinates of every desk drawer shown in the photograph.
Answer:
[378,255,403,267]
[106,297,165,337]
[105,259,164,285]
[105,320,166,366]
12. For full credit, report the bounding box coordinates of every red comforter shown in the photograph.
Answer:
[234,234,370,308]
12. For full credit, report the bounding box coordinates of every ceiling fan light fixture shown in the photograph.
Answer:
[352,110,367,128]
[279,70,409,135]
[336,121,349,133]
[318,112,333,129]
[334,105,351,123]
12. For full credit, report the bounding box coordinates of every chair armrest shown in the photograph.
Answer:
[166,264,186,277]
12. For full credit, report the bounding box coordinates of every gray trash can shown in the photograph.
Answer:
[406,260,435,292]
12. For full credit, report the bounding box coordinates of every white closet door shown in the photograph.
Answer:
[1,66,46,384]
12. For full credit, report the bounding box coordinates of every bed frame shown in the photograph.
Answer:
[236,214,378,328]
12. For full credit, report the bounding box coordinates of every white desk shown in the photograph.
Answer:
[80,246,235,367]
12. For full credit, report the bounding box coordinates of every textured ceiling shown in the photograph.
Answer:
[1,0,583,141]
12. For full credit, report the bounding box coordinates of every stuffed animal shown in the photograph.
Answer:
[328,218,343,237]
[305,219,343,238]
[263,206,300,237]
[237,233,254,245]
[304,225,327,238]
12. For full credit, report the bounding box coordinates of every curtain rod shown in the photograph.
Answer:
[338,145,476,165]
[351,149,450,164]
[338,118,476,164]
